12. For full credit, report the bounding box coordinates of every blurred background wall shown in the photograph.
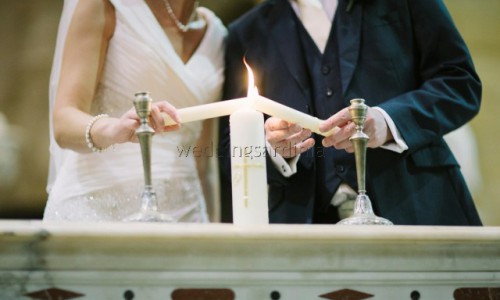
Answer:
[0,0,498,225]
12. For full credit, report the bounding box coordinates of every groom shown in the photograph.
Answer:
[218,0,482,226]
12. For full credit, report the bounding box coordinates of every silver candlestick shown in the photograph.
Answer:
[337,98,393,225]
[123,92,174,222]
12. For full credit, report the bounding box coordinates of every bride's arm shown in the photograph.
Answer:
[52,0,119,152]
[52,0,179,152]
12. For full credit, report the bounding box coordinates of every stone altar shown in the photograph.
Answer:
[0,221,499,299]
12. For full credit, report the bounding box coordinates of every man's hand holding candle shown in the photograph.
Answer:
[265,117,315,158]
[319,106,394,153]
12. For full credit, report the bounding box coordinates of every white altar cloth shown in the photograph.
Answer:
[1,221,499,299]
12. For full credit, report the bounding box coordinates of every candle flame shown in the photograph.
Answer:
[244,58,259,97]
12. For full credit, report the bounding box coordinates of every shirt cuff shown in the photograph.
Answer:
[330,183,357,206]
[373,107,408,153]
[266,140,299,177]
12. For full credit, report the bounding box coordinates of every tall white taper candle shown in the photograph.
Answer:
[163,98,247,126]
[163,97,338,136]
[254,96,338,136]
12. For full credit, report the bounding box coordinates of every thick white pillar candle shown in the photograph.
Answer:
[230,106,269,225]
[163,98,247,125]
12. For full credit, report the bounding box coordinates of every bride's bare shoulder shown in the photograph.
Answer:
[71,0,115,40]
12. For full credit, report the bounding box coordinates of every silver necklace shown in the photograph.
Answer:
[161,0,205,33]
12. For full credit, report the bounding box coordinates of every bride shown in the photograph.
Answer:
[44,0,226,222]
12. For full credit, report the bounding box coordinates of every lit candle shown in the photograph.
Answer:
[158,60,339,227]
[230,105,269,225]
[229,60,269,225]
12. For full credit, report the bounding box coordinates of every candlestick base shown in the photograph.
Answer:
[123,211,175,223]
[337,193,393,225]
[337,214,393,225]
[123,187,175,223]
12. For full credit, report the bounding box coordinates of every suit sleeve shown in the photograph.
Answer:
[379,0,481,153]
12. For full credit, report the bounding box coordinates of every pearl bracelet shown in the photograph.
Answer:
[85,114,111,153]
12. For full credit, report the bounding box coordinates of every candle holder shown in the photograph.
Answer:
[337,99,393,225]
[123,92,174,222]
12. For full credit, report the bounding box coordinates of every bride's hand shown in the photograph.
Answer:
[150,101,181,133]
[113,101,181,144]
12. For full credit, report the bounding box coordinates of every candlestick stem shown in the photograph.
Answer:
[337,99,393,225]
[123,92,174,222]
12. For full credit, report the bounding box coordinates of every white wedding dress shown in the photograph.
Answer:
[44,0,226,222]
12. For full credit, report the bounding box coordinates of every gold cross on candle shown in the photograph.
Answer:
[234,156,264,208]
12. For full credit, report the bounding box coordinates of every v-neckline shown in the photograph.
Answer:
[143,1,208,66]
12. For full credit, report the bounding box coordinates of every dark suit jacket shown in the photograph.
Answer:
[219,0,482,225]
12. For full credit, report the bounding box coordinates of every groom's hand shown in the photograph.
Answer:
[265,117,315,158]
[320,106,393,153]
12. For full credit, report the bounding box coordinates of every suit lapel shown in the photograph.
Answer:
[268,0,309,98]
[265,0,363,99]
[336,0,363,96]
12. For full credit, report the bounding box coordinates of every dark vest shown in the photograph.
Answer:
[295,12,357,214]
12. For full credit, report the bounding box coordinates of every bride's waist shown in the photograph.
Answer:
[69,140,199,177]
[50,144,200,199]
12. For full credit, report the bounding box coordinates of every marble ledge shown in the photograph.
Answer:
[1,220,499,241]
[0,220,500,238]
[1,220,499,273]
